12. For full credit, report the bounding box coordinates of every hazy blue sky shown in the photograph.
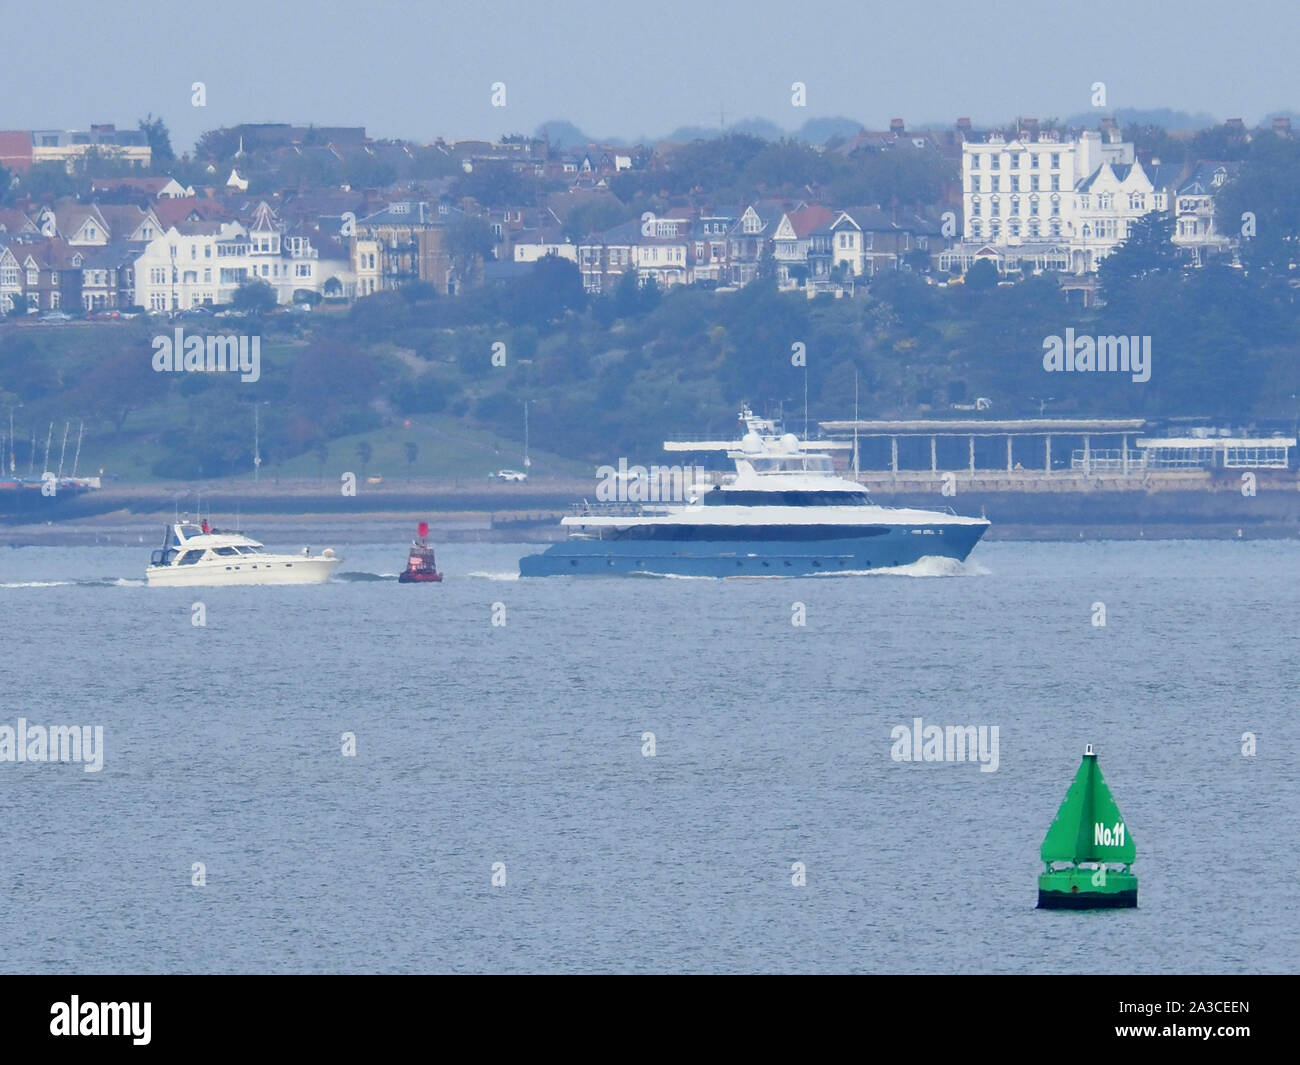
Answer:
[9,0,1296,152]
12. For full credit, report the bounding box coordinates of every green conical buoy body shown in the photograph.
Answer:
[1037,745,1137,909]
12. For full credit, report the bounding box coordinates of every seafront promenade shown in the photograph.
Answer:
[2,467,1298,545]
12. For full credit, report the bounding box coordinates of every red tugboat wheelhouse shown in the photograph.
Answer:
[398,522,443,583]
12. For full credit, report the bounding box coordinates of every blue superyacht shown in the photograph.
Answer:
[518,407,989,577]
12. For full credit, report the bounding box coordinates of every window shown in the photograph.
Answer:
[1030,154,1039,169]
[991,176,1001,192]
[990,197,1000,218]
[1129,193,1146,210]
[992,154,1001,170]
[970,154,981,170]
[970,198,981,217]
[1012,153,1021,168]
[1031,175,1040,191]
[1050,153,1060,169]
[1098,193,1113,209]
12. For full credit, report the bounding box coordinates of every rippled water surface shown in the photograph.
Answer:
[0,539,1295,973]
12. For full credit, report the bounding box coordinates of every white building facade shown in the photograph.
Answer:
[134,203,328,311]
[945,128,1172,275]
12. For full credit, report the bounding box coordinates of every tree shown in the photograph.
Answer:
[1214,132,1300,276]
[1098,211,1179,305]
[139,114,175,165]
[964,259,999,291]
[404,441,417,478]
[232,279,277,314]
[20,162,80,201]
[446,216,495,288]
[508,255,585,325]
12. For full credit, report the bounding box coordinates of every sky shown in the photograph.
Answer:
[8,0,1297,153]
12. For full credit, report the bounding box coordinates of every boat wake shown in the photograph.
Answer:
[0,577,146,589]
[855,556,989,578]
[465,570,519,580]
[333,571,396,582]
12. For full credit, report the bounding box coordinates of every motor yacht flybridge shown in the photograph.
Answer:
[518,406,990,577]
[146,521,340,587]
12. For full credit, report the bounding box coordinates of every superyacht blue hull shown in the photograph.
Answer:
[519,523,987,577]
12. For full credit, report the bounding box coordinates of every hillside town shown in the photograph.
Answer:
[0,114,1267,318]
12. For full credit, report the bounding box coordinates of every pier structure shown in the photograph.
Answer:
[817,418,1297,491]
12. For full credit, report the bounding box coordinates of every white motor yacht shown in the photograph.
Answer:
[146,521,339,587]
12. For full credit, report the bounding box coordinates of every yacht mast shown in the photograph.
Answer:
[853,372,860,477]
[56,421,70,478]
[71,420,84,477]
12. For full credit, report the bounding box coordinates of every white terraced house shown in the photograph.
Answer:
[943,126,1179,276]
[134,202,325,310]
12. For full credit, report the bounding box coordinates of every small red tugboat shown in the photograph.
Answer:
[398,522,443,583]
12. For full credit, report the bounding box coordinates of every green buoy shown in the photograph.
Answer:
[1037,744,1137,909]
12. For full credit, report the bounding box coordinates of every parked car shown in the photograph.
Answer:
[38,310,73,322]
[494,469,528,482]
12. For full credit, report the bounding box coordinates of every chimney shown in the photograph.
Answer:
[1273,116,1292,135]
[956,117,972,132]
[1226,118,1245,132]
[1020,117,1039,140]
[890,118,905,134]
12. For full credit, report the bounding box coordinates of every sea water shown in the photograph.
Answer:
[0,539,1295,973]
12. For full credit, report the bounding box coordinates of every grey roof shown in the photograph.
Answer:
[1177,162,1238,196]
